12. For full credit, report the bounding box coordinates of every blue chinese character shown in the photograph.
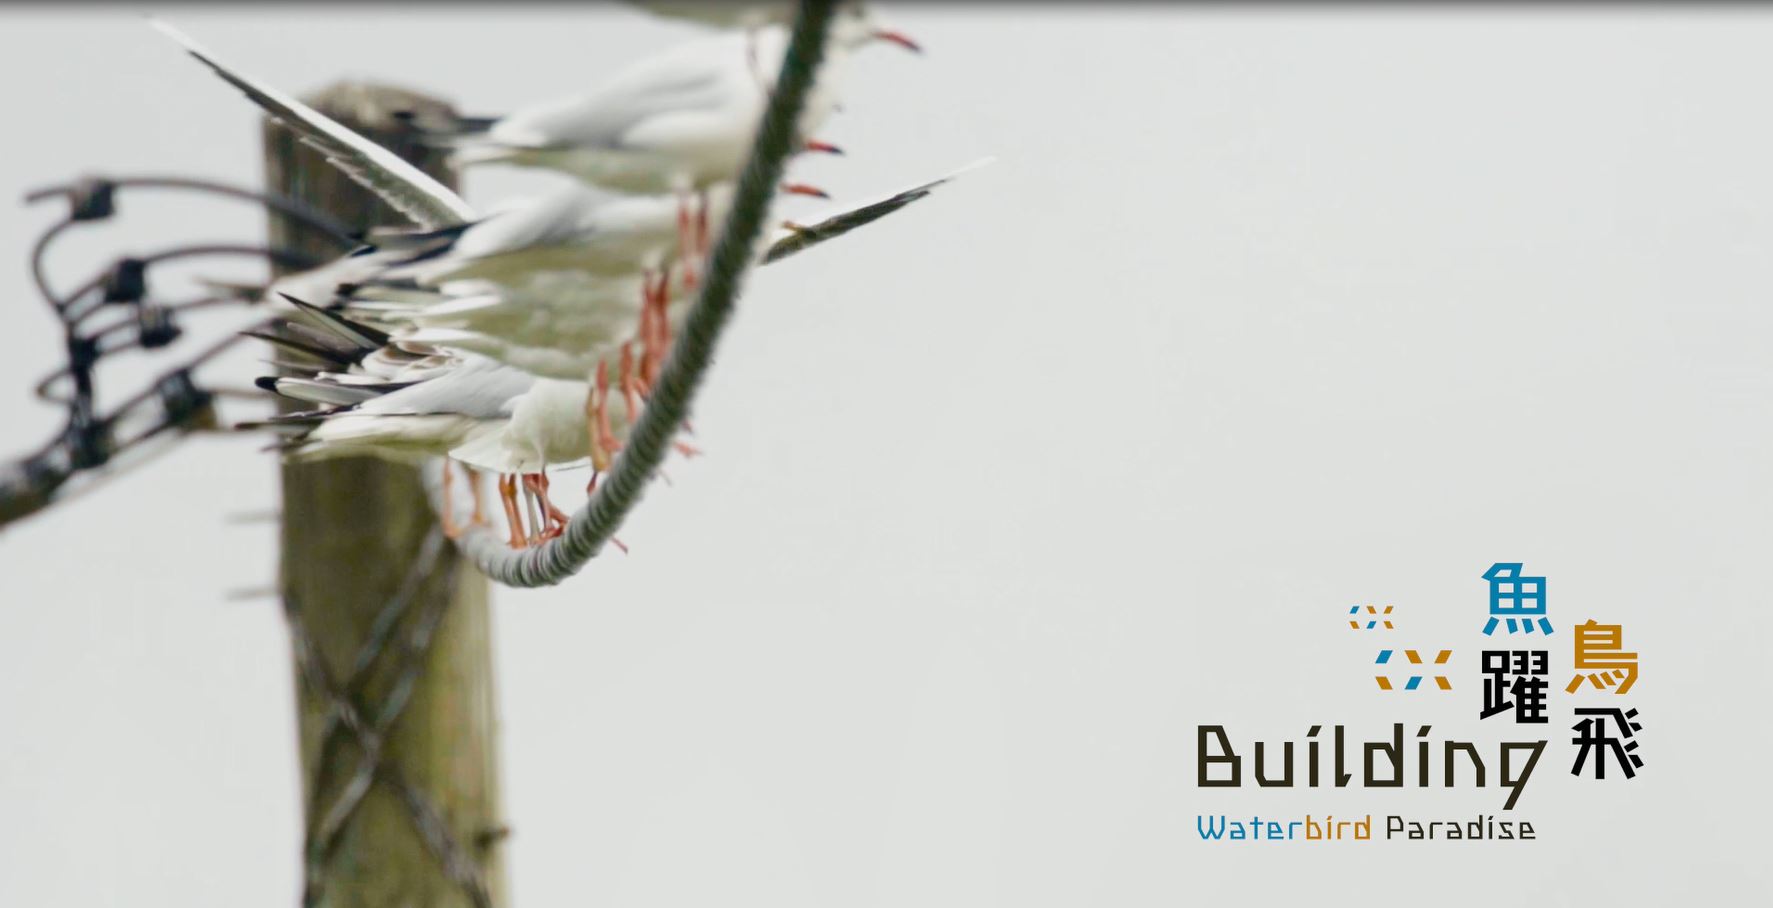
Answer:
[1482,562,1552,635]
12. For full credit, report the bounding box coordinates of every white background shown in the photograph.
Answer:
[0,5,1768,906]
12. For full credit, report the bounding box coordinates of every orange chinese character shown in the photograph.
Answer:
[1565,619,1637,694]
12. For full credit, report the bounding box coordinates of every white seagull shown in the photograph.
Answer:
[252,305,652,548]
[159,16,984,526]
[343,157,993,413]
[438,3,918,282]
[447,4,920,192]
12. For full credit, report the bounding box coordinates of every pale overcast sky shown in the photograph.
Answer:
[1,5,1769,907]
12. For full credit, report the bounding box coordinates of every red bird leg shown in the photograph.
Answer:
[802,139,843,156]
[464,466,487,526]
[619,342,643,425]
[541,471,570,535]
[650,268,674,386]
[519,473,543,546]
[587,366,612,474]
[656,267,673,370]
[524,471,570,539]
[695,187,712,260]
[638,269,663,384]
[597,389,620,462]
[641,268,669,386]
[591,361,619,470]
[677,188,699,291]
[439,461,462,539]
[498,474,525,550]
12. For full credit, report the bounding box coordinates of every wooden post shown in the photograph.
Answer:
[265,83,506,908]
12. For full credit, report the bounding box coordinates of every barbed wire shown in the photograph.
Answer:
[424,0,838,588]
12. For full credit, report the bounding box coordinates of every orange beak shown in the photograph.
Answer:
[873,29,923,54]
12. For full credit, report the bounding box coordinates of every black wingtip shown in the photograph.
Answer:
[280,293,394,348]
[278,292,333,318]
[254,375,280,393]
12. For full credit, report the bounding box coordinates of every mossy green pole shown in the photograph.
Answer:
[267,84,505,908]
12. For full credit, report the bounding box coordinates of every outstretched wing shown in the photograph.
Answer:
[150,19,477,230]
[763,157,995,264]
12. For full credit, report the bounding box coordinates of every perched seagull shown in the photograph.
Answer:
[247,299,514,466]
[447,375,645,545]
[275,366,623,548]
[152,15,974,348]
[435,3,917,283]
[445,5,920,192]
[343,158,994,413]
[152,19,675,470]
[349,275,660,382]
[379,183,731,284]
[249,305,652,548]
[264,353,525,464]
[158,16,983,523]
[361,182,739,383]
[153,19,813,465]
[379,155,992,289]
[225,156,986,475]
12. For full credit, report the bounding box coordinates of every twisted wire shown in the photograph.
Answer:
[0,176,331,531]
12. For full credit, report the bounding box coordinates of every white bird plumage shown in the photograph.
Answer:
[452,5,917,191]
[149,18,475,230]
[155,12,981,548]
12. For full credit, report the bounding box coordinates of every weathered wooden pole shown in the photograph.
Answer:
[264,83,506,908]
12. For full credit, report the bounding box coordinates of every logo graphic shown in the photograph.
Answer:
[1479,650,1550,723]
[1348,605,1394,630]
[1373,648,1452,691]
[1195,561,1647,843]
[1572,708,1644,779]
[1482,562,1553,635]
[1566,619,1638,694]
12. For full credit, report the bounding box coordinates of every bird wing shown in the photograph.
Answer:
[444,187,618,260]
[150,19,477,229]
[763,157,996,264]
[357,355,537,419]
[488,35,748,151]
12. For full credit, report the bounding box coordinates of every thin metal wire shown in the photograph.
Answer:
[61,244,316,324]
[1,175,336,532]
[23,174,358,252]
[426,0,838,588]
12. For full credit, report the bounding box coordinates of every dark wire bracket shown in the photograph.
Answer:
[1,173,357,531]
